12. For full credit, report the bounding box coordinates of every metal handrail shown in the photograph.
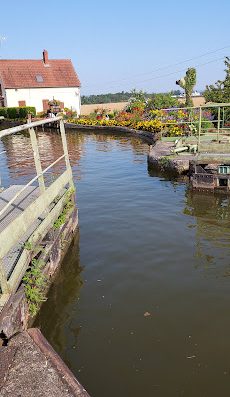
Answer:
[0,117,74,297]
[158,103,230,148]
[0,154,65,218]
[161,103,230,112]
[0,116,62,139]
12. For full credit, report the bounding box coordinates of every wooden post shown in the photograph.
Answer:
[59,120,74,190]
[217,106,220,143]
[29,127,46,194]
[0,260,10,294]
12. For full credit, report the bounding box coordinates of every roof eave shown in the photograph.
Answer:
[4,85,81,89]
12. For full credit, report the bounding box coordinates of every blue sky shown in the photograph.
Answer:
[0,0,230,95]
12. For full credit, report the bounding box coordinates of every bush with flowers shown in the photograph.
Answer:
[148,108,214,136]
[68,89,215,137]
[68,115,163,133]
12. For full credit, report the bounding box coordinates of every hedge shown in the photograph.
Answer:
[0,106,36,119]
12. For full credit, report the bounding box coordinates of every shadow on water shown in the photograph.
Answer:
[35,232,84,363]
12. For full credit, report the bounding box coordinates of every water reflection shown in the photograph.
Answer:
[0,129,86,186]
[184,190,230,275]
[0,129,148,187]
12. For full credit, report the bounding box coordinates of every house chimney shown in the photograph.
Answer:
[43,49,48,64]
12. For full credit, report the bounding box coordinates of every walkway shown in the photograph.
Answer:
[0,186,41,280]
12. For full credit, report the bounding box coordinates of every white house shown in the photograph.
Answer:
[0,50,81,114]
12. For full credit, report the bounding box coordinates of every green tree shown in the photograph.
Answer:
[203,57,230,103]
[176,67,197,106]
[146,92,179,110]
[129,89,147,102]
[126,89,147,112]
[81,91,133,104]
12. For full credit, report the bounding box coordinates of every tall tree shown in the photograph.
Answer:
[203,57,230,103]
[176,67,197,106]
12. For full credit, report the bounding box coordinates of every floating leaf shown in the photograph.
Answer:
[144,311,151,317]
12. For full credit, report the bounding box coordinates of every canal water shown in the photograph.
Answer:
[1,130,230,397]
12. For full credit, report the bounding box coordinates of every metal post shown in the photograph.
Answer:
[0,260,10,294]
[29,127,46,194]
[198,107,202,149]
[59,119,74,189]
[222,107,225,129]
[189,109,192,131]
[217,106,220,143]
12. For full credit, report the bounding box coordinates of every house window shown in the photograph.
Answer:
[18,100,26,107]
[36,74,44,83]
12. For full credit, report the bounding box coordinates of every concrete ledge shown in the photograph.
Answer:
[0,328,90,397]
[148,141,194,174]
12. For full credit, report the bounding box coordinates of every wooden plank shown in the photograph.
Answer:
[0,169,72,259]
[8,192,69,293]
[0,260,10,294]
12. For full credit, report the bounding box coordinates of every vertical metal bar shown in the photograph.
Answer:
[189,109,192,132]
[59,119,74,189]
[217,106,220,143]
[29,127,46,194]
[222,107,225,129]
[0,260,10,294]
[198,107,202,149]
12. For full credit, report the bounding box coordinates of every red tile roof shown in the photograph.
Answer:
[0,53,81,89]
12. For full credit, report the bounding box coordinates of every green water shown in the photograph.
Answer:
[1,130,230,397]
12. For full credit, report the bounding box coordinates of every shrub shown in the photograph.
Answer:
[0,108,7,117]
[0,106,36,119]
[7,107,18,119]
[23,258,47,317]
[18,106,36,118]
[146,93,179,110]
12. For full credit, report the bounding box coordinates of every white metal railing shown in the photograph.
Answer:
[0,154,65,219]
[0,117,74,301]
[0,116,63,139]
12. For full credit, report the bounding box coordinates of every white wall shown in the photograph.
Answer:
[5,87,81,114]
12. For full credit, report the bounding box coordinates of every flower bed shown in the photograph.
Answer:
[148,108,214,136]
[68,91,214,138]
[68,117,162,133]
